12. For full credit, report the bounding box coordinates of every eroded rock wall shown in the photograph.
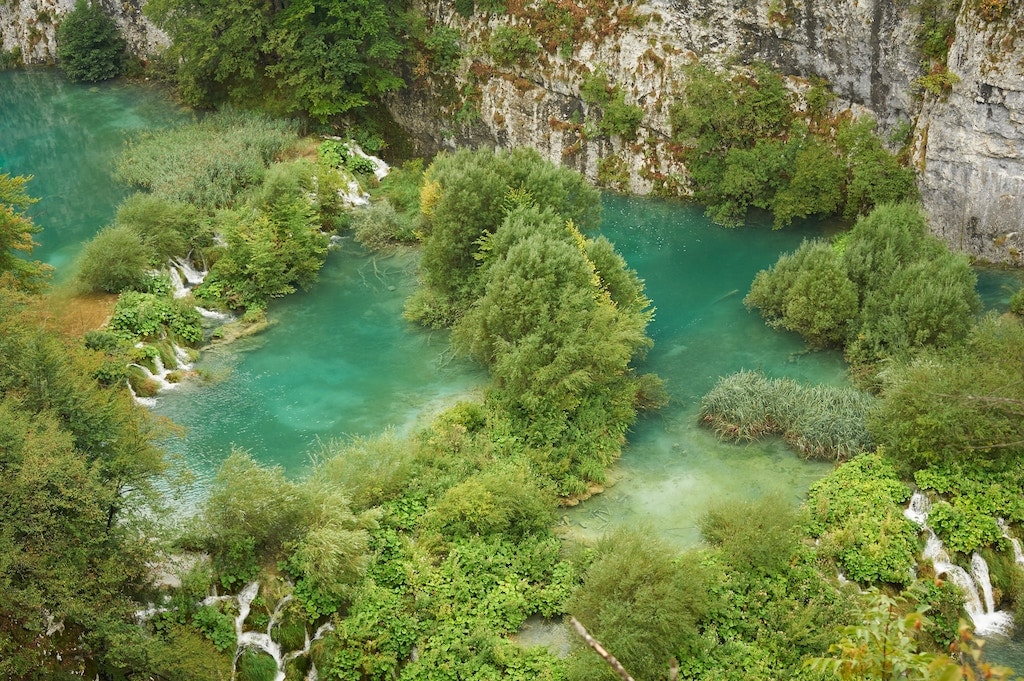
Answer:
[390,0,1024,262]
[916,3,1024,264]
[0,0,166,64]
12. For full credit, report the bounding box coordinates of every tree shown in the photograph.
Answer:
[0,174,51,293]
[56,0,126,82]
[144,0,410,119]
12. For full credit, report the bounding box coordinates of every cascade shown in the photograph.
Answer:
[168,267,189,299]
[230,582,334,681]
[905,493,1013,635]
[173,256,208,286]
[999,519,1024,567]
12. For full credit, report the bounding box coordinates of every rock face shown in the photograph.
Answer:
[3,0,1021,262]
[916,4,1024,264]
[389,0,1024,263]
[0,0,166,65]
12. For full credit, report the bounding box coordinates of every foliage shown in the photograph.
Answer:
[144,0,408,120]
[746,239,857,348]
[0,291,167,677]
[310,431,416,511]
[196,171,329,310]
[805,453,917,584]
[808,587,1016,680]
[453,206,653,493]
[701,494,801,575]
[869,314,1024,474]
[117,110,298,209]
[0,173,51,293]
[317,139,378,175]
[699,370,876,460]
[352,199,417,250]
[567,529,712,681]
[488,25,539,67]
[56,0,125,82]
[108,290,203,345]
[747,204,979,367]
[580,66,644,139]
[115,193,211,264]
[411,147,600,321]
[420,461,556,542]
[191,604,237,652]
[670,63,914,226]
[76,224,152,293]
[237,649,279,681]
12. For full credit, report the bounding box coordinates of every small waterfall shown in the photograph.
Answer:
[905,493,1013,635]
[230,582,334,681]
[127,380,157,408]
[196,306,233,321]
[340,179,370,207]
[168,267,189,299]
[999,519,1024,567]
[173,256,208,286]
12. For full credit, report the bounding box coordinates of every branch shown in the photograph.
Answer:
[569,616,636,681]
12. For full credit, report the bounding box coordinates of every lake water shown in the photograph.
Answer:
[5,68,1024,562]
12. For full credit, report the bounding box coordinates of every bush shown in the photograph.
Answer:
[700,494,801,575]
[352,200,417,251]
[567,529,712,681]
[420,461,555,541]
[117,110,298,208]
[76,224,151,293]
[745,239,857,348]
[311,432,416,511]
[805,452,918,584]
[108,290,203,345]
[488,25,539,67]
[115,193,208,263]
[56,0,125,82]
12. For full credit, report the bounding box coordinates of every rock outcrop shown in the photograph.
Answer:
[389,0,1023,263]
[0,0,166,65]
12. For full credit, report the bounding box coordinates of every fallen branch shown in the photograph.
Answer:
[569,616,635,681]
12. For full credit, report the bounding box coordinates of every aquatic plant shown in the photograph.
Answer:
[699,370,875,460]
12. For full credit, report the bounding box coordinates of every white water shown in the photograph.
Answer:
[127,342,195,405]
[906,492,1014,635]
[229,581,334,681]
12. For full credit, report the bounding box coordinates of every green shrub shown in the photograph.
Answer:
[115,193,209,264]
[0,46,22,70]
[117,110,298,208]
[191,605,237,652]
[581,67,644,140]
[1010,287,1024,315]
[109,290,203,344]
[805,452,917,584]
[76,224,152,293]
[352,200,416,251]
[745,239,857,348]
[488,25,539,67]
[56,0,125,82]
[237,649,278,681]
[567,529,712,681]
[311,432,416,511]
[700,494,800,575]
[420,461,555,541]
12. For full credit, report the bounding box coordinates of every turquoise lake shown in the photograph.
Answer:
[4,68,1023,550]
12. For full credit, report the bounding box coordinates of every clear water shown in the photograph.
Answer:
[153,245,487,494]
[6,68,1023,557]
[0,68,187,274]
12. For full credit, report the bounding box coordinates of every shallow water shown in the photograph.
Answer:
[0,68,187,273]
[563,197,843,546]
[153,245,487,494]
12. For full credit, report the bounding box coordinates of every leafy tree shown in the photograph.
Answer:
[745,239,857,348]
[870,315,1024,473]
[115,193,210,264]
[144,0,409,120]
[0,292,168,677]
[56,0,126,82]
[0,174,51,293]
[412,147,600,324]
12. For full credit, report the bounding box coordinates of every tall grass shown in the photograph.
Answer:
[699,370,875,460]
[116,109,298,209]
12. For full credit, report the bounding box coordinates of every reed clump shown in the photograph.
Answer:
[699,370,875,460]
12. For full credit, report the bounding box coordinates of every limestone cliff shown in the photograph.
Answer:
[389,0,1023,263]
[0,0,166,64]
